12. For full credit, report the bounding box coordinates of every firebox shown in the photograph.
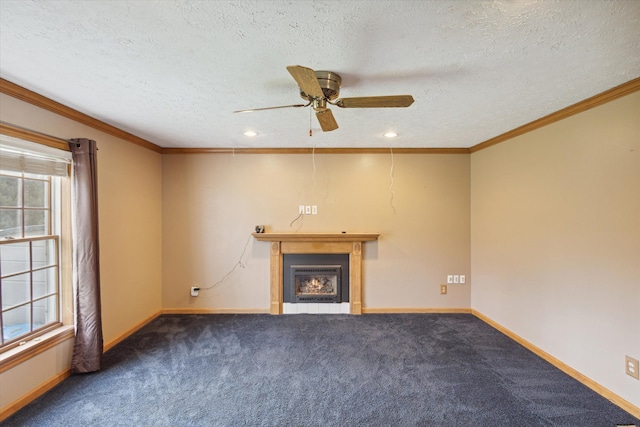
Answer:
[283,254,349,304]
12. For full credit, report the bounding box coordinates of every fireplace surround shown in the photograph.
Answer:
[252,233,379,314]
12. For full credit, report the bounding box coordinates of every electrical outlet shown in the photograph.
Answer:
[626,355,639,380]
[298,205,305,214]
[440,284,447,295]
[190,286,200,297]
[312,205,318,215]
[447,275,453,284]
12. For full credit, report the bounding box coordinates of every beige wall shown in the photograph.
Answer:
[0,336,74,410]
[470,91,640,407]
[5,85,638,414]
[0,94,163,411]
[162,152,471,311]
[96,128,163,343]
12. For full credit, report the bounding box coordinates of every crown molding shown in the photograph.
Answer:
[3,76,638,155]
[470,77,640,153]
[162,147,470,155]
[0,78,163,154]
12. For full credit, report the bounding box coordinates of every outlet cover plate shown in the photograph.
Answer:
[626,355,639,380]
[440,284,447,295]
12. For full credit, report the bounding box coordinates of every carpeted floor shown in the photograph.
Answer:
[3,314,639,426]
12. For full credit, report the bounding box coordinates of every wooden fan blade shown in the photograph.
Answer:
[316,109,339,132]
[233,104,307,113]
[335,95,414,108]
[286,65,324,98]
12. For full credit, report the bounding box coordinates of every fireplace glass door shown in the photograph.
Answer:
[292,266,340,302]
[283,253,349,304]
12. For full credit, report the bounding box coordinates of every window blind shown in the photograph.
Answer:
[0,134,71,177]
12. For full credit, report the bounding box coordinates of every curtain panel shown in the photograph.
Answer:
[69,138,103,373]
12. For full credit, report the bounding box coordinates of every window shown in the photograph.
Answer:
[0,171,52,238]
[0,138,70,352]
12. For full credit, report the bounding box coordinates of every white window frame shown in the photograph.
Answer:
[0,135,72,355]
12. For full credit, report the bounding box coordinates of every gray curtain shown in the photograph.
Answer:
[69,138,103,373]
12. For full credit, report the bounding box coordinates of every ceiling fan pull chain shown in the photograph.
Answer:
[309,107,313,137]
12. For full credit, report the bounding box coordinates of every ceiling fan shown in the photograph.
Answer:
[234,65,415,132]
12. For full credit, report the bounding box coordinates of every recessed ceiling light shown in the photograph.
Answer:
[384,132,398,138]
[244,131,257,137]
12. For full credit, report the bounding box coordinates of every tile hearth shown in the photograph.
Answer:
[282,302,351,314]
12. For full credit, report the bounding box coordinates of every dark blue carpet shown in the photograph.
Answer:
[3,314,639,426]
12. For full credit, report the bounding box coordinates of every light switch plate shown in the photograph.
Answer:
[626,355,639,380]
[447,275,453,284]
[460,275,466,284]
[453,275,460,283]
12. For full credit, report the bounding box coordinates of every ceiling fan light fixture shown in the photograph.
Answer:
[236,65,415,133]
[384,132,398,138]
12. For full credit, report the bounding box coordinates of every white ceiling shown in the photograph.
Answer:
[1,1,639,149]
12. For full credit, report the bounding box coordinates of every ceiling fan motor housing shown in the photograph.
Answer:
[299,70,342,101]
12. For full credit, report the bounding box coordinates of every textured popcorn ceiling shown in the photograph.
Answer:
[1,0,639,149]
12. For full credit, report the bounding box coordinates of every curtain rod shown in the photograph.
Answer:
[0,121,72,152]
[0,120,70,143]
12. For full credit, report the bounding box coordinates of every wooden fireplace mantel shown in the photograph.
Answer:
[252,233,380,315]
[252,233,380,243]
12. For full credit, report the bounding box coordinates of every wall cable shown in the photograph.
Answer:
[311,145,317,192]
[202,233,253,290]
[289,212,304,230]
[389,147,397,214]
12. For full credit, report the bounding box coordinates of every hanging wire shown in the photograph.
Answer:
[202,233,253,290]
[289,212,304,231]
[311,146,317,192]
[389,147,397,214]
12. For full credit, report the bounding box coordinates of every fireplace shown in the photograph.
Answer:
[291,266,341,302]
[251,232,380,314]
[283,254,349,304]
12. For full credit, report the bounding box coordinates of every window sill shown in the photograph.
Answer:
[0,325,74,373]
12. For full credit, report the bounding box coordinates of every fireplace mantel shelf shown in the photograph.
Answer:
[253,233,379,315]
[252,233,379,242]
